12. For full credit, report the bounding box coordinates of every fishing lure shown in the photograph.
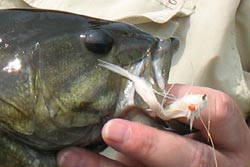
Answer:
[98,59,207,129]
[99,59,218,167]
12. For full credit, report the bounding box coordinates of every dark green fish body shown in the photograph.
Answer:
[0,9,178,167]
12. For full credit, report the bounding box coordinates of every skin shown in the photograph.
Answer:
[57,84,250,167]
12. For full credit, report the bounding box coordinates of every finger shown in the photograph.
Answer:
[102,119,230,167]
[115,152,145,167]
[57,147,127,167]
[169,84,250,151]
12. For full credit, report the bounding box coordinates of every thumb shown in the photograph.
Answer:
[102,119,227,167]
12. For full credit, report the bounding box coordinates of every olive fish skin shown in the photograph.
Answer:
[0,9,175,167]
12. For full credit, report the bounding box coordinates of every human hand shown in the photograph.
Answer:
[57,85,250,167]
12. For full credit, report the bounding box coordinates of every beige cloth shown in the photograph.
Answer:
[1,0,250,117]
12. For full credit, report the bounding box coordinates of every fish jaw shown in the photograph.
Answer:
[98,37,179,114]
[151,37,179,91]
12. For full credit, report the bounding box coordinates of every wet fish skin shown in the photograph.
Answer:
[0,9,163,167]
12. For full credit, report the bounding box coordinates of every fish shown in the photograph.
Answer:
[0,9,179,167]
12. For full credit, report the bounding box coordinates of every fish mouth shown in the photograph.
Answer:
[99,37,179,113]
[124,37,179,91]
[150,37,179,91]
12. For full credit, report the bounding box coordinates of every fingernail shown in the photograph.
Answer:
[103,119,130,143]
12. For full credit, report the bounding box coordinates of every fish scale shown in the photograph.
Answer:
[0,9,178,167]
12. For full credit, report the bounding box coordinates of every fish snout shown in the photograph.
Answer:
[170,37,180,54]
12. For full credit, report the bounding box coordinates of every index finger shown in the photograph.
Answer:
[169,84,249,151]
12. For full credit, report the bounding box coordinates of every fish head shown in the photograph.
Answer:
[80,22,160,66]
[0,9,166,151]
[80,21,179,91]
[0,9,179,154]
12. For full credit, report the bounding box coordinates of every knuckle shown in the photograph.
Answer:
[133,126,157,157]
[214,91,233,122]
[140,137,156,157]
[217,91,231,108]
[191,144,214,167]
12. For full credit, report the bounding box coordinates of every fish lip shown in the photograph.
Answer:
[122,37,179,91]
[104,37,179,113]
[169,37,180,53]
[149,37,179,91]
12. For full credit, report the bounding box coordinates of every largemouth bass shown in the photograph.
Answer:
[0,9,178,167]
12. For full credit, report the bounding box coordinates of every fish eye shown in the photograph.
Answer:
[83,29,114,55]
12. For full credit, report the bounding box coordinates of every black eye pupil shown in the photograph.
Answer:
[84,29,114,54]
